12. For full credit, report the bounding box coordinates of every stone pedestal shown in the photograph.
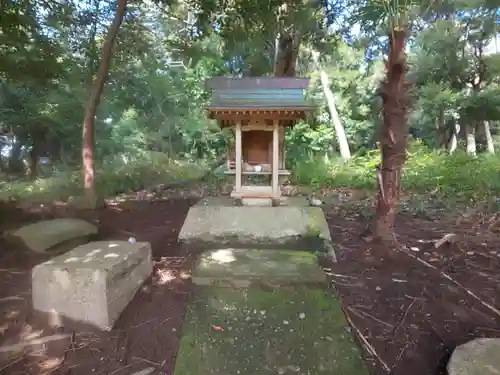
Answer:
[32,241,152,331]
[178,197,334,259]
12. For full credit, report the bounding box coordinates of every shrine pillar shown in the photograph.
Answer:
[235,121,242,192]
[272,120,280,197]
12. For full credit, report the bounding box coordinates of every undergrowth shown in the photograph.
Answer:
[3,143,500,207]
[292,142,500,204]
[0,152,208,202]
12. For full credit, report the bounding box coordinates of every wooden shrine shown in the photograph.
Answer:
[205,77,312,205]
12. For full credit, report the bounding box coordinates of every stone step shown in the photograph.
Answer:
[241,197,273,206]
[192,249,326,287]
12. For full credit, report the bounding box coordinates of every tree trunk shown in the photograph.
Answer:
[465,123,476,155]
[319,70,351,160]
[484,120,495,154]
[273,29,300,77]
[82,0,127,205]
[8,142,23,175]
[28,141,39,179]
[372,29,409,246]
[435,108,446,149]
[447,122,460,154]
[311,50,351,160]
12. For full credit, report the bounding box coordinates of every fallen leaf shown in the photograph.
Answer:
[211,324,224,332]
[434,233,457,249]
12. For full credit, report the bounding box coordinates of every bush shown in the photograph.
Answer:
[0,152,208,202]
[291,141,500,202]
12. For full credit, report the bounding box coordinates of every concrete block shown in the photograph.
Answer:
[32,240,152,331]
[178,199,332,250]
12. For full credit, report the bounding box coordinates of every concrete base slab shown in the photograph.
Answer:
[192,249,326,287]
[32,240,152,331]
[179,197,334,258]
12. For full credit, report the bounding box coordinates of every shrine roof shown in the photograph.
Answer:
[205,77,313,113]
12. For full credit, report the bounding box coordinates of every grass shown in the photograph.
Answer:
[0,152,209,202]
[291,141,500,204]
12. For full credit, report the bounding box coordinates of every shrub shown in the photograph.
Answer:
[0,152,208,202]
[291,141,500,202]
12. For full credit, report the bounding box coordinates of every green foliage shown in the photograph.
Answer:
[291,141,500,202]
[285,121,334,163]
[0,153,208,202]
[1,0,500,210]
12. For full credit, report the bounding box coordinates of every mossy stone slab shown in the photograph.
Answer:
[12,218,97,254]
[192,249,326,287]
[174,285,368,375]
[178,204,332,249]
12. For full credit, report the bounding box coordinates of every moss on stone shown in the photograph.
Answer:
[174,285,368,375]
[12,218,97,254]
[192,249,326,286]
[304,207,329,239]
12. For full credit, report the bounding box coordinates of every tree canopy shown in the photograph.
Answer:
[0,0,498,201]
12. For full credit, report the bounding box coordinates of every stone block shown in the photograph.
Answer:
[12,218,98,254]
[192,248,327,286]
[32,240,152,331]
[448,338,500,375]
[178,200,333,257]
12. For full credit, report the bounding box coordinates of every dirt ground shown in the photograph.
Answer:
[0,198,197,375]
[0,196,499,375]
[323,210,500,375]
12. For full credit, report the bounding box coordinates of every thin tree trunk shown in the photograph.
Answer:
[435,108,445,149]
[311,51,351,160]
[319,71,351,160]
[82,0,127,205]
[465,123,476,155]
[8,142,23,174]
[448,122,460,154]
[274,32,280,69]
[372,29,409,247]
[484,120,495,154]
[28,141,39,179]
